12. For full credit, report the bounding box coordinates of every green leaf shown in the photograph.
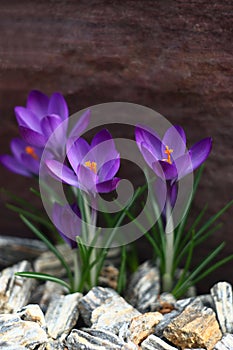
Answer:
[7,204,54,231]
[15,272,71,291]
[1,188,38,212]
[175,205,208,258]
[173,242,226,298]
[192,254,233,285]
[194,199,233,238]
[20,215,74,289]
[172,230,195,293]
[174,165,205,255]
[117,245,127,294]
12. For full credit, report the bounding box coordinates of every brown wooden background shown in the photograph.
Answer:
[0,0,232,293]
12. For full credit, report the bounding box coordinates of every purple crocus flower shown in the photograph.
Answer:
[135,124,212,182]
[53,202,81,249]
[14,90,90,155]
[15,90,69,148]
[0,137,42,177]
[136,124,212,219]
[46,129,120,195]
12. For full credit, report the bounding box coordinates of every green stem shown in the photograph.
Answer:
[73,249,81,291]
[162,203,174,292]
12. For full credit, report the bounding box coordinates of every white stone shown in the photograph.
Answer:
[211,282,233,334]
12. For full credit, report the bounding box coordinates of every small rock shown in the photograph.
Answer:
[125,261,160,313]
[163,300,222,350]
[78,287,140,334]
[0,343,27,350]
[141,334,178,350]
[65,328,124,349]
[45,339,65,350]
[99,264,119,289]
[0,235,47,268]
[45,292,82,340]
[0,313,48,349]
[78,287,119,326]
[154,309,181,338]
[0,260,35,313]
[214,333,233,349]
[34,244,73,278]
[17,304,46,328]
[129,312,163,345]
[195,294,215,309]
[151,293,176,314]
[39,280,68,312]
[210,281,233,334]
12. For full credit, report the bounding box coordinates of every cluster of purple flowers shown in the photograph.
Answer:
[0,90,212,248]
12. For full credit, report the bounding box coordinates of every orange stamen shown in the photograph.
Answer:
[162,145,173,164]
[25,146,38,160]
[84,161,97,174]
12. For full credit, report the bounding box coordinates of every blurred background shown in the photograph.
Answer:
[0,0,232,293]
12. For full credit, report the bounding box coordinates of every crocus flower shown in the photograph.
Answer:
[46,129,120,195]
[0,137,42,177]
[53,202,81,249]
[14,90,90,156]
[135,124,212,182]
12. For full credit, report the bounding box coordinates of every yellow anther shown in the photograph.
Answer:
[84,161,97,174]
[25,146,38,160]
[162,145,173,164]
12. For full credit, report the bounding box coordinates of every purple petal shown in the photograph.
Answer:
[98,157,120,182]
[0,155,31,177]
[21,154,40,174]
[53,203,80,249]
[67,137,90,172]
[88,146,119,171]
[140,142,158,169]
[96,177,120,193]
[77,164,97,193]
[48,92,69,120]
[91,129,113,148]
[19,126,46,147]
[162,125,186,159]
[189,137,212,171]
[90,129,117,165]
[169,182,178,208]
[136,124,161,142]
[135,125,162,159]
[152,160,178,180]
[46,159,78,186]
[174,152,193,179]
[69,109,91,139]
[10,138,27,161]
[26,90,49,119]
[15,107,41,131]
[154,177,167,212]
[40,114,63,141]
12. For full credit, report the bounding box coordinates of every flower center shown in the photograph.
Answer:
[84,161,97,174]
[25,146,38,160]
[162,145,173,164]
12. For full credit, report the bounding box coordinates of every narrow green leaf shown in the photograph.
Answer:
[195,200,233,238]
[172,230,194,292]
[192,254,233,285]
[175,205,208,257]
[2,188,38,212]
[174,165,205,255]
[20,215,73,288]
[29,187,41,198]
[117,245,127,294]
[15,272,71,291]
[7,204,54,231]
[173,243,225,298]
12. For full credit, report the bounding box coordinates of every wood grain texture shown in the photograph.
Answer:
[0,0,232,292]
